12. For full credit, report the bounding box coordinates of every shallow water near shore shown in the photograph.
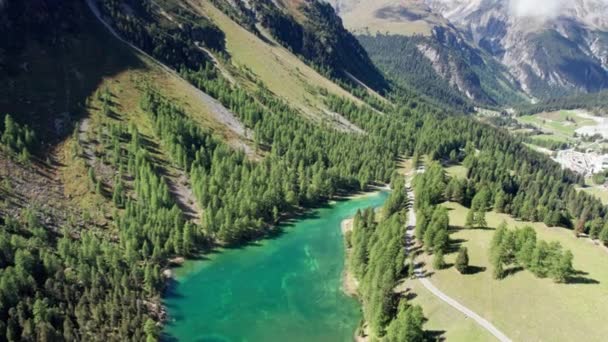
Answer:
[162,191,389,342]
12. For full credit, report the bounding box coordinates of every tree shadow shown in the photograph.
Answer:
[0,0,147,145]
[105,109,122,121]
[408,244,423,256]
[446,238,466,253]
[162,277,184,300]
[464,265,486,275]
[404,291,418,301]
[159,334,179,342]
[425,330,446,341]
[568,270,600,284]
[503,266,524,277]
[417,270,435,279]
[568,276,599,284]
[450,225,494,232]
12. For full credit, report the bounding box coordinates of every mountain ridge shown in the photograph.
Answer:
[327,0,608,103]
[427,0,608,98]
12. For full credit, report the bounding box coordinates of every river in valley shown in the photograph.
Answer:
[162,191,389,342]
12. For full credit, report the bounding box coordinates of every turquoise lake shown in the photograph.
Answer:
[163,191,388,342]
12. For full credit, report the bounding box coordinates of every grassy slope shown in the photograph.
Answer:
[337,0,445,36]
[581,187,608,205]
[187,0,364,122]
[54,41,260,226]
[444,164,468,179]
[0,0,255,146]
[418,202,608,341]
[578,178,608,206]
[1,0,259,229]
[517,110,596,144]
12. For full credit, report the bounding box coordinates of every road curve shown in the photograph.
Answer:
[406,168,512,342]
[417,277,512,342]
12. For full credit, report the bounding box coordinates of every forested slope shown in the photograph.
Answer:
[357,32,527,109]
[357,34,474,113]
[516,90,608,116]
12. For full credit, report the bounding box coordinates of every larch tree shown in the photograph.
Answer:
[455,246,469,274]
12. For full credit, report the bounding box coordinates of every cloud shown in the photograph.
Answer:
[509,0,566,19]
[508,0,608,20]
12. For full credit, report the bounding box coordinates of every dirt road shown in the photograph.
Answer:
[405,167,512,342]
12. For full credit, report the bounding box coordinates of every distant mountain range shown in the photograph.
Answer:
[328,0,608,105]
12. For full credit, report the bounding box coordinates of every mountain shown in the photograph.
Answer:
[326,0,528,107]
[205,0,390,92]
[426,0,608,99]
[327,0,608,104]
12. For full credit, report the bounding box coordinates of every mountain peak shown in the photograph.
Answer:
[426,0,608,29]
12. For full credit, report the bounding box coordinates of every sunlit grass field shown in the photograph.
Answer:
[414,202,608,341]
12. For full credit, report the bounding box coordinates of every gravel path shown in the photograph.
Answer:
[405,167,511,342]
[417,277,512,342]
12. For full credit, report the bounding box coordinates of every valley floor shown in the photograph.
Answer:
[405,169,511,342]
[415,202,608,341]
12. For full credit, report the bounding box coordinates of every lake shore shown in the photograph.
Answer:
[339,188,391,342]
[341,184,391,201]
[341,217,371,342]
[341,218,359,297]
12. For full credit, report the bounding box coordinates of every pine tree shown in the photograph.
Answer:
[96,180,103,195]
[113,181,124,208]
[516,239,536,269]
[385,300,425,342]
[494,190,506,213]
[62,318,75,342]
[474,210,487,228]
[465,209,475,229]
[589,218,603,240]
[600,224,608,245]
[433,250,445,270]
[183,223,194,256]
[455,246,469,274]
[88,168,97,190]
[144,318,158,342]
[574,218,586,238]
[432,229,449,254]
[423,227,435,254]
[414,208,428,243]
[492,256,504,279]
[551,250,573,283]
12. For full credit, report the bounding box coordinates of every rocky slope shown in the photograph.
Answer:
[426,0,608,98]
[326,0,527,106]
[328,0,608,103]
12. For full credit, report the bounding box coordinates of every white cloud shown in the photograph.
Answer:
[508,0,608,20]
[509,0,566,19]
